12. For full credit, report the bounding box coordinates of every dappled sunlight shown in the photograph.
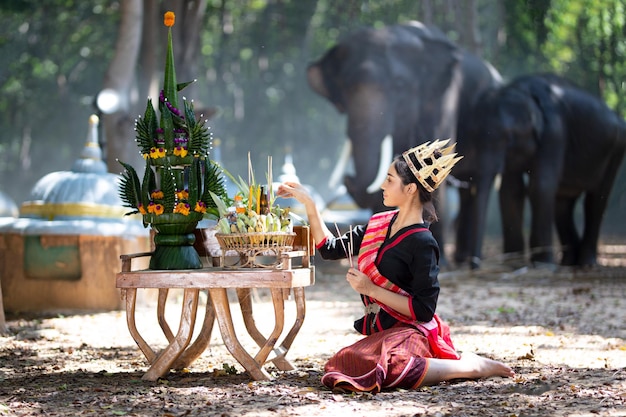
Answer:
[451,324,626,370]
[2,264,625,416]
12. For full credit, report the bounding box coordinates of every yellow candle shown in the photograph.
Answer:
[248,185,253,212]
[256,186,261,214]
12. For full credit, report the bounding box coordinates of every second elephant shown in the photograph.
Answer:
[455,73,626,269]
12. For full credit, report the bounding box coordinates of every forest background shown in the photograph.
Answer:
[1,0,625,236]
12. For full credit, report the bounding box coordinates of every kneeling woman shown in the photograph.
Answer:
[277,140,514,393]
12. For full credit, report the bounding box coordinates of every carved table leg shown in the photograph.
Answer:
[275,287,306,355]
[142,288,200,381]
[236,288,294,370]
[124,288,156,363]
[173,292,216,370]
[157,288,175,342]
[253,288,287,366]
[236,289,265,345]
[209,288,271,381]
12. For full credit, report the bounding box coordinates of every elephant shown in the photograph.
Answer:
[454,73,626,269]
[306,21,501,263]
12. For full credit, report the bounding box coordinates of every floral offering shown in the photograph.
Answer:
[116,11,227,270]
[118,11,227,226]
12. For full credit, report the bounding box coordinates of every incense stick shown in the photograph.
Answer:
[268,155,272,205]
[349,225,354,268]
[248,152,253,186]
[334,222,353,268]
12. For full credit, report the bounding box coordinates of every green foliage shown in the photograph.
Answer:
[189,157,201,208]
[0,0,119,202]
[187,112,212,156]
[163,28,179,110]
[136,100,158,155]
[159,162,176,214]
[494,0,551,77]
[117,161,142,215]
[543,0,626,113]
[201,161,228,212]
[140,160,156,210]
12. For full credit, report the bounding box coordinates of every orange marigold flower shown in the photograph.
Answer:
[174,202,190,216]
[151,190,164,199]
[194,201,207,213]
[176,189,189,200]
[138,204,147,215]
[149,147,159,159]
[173,146,188,158]
[164,11,175,27]
[154,204,164,215]
[147,202,157,214]
[156,147,166,158]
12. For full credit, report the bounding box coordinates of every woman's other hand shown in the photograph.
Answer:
[348,267,414,318]
[346,267,375,296]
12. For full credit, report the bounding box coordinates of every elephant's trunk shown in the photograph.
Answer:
[366,134,393,193]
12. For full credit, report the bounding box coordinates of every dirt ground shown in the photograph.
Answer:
[1,242,625,417]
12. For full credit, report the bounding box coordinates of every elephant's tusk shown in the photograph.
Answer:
[328,140,352,189]
[494,173,502,191]
[366,134,393,193]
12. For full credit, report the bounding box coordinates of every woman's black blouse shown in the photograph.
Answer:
[317,213,440,334]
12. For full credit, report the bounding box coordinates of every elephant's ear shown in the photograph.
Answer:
[326,44,350,69]
[307,65,329,99]
[308,44,351,109]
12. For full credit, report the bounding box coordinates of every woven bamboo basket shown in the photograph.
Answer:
[214,232,296,268]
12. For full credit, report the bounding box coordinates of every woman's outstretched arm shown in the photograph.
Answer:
[276,182,332,245]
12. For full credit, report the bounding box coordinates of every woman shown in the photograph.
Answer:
[277,140,514,393]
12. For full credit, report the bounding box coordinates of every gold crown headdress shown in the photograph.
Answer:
[402,139,462,193]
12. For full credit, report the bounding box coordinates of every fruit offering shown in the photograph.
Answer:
[217,207,292,235]
[211,153,294,237]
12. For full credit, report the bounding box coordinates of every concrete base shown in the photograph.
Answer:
[0,233,150,313]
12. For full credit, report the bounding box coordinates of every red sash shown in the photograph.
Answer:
[357,210,459,359]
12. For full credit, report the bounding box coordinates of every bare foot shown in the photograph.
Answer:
[461,352,515,379]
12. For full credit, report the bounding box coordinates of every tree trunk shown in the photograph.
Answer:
[101,0,143,172]
[138,0,159,105]
[451,0,481,55]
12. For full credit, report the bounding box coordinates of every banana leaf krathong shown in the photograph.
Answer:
[116,11,227,269]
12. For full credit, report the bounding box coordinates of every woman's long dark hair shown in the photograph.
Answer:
[393,154,438,223]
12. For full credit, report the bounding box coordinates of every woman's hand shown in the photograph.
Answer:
[276,181,332,245]
[276,182,312,205]
[348,267,414,317]
[346,267,376,296]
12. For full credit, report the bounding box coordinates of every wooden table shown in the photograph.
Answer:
[116,226,314,382]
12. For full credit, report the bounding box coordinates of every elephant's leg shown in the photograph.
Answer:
[527,177,557,266]
[468,175,499,269]
[499,171,526,261]
[429,187,448,267]
[454,186,474,265]
[579,192,605,267]
[554,195,580,266]
[579,163,621,267]
[429,215,447,266]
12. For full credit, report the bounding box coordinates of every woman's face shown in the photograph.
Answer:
[381,163,408,207]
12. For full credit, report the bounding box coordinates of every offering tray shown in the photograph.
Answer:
[215,231,296,268]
